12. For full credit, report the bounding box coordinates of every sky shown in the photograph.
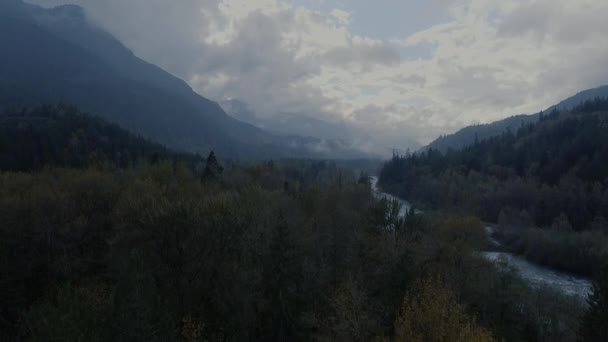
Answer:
[28,0,608,146]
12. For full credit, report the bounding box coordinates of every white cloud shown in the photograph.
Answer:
[331,9,351,26]
[26,0,608,148]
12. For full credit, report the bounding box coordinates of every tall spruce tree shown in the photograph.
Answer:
[202,151,223,181]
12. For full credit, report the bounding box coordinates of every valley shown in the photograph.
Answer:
[2,0,608,341]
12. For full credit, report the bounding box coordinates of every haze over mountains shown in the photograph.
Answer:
[221,99,363,141]
[2,0,607,160]
[0,0,381,159]
[220,99,421,156]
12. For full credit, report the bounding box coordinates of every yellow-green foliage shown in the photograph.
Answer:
[394,276,493,342]
[434,216,488,251]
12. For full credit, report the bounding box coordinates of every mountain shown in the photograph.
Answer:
[548,84,608,112]
[424,114,537,153]
[0,105,199,171]
[381,98,608,228]
[221,99,420,156]
[425,84,608,153]
[221,99,363,140]
[0,1,371,159]
[380,99,608,277]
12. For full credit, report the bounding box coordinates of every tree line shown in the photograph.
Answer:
[0,104,603,341]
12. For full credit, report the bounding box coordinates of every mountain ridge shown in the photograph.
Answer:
[0,1,374,159]
[424,84,608,153]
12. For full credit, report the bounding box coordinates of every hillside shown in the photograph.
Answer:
[0,105,198,171]
[380,99,608,276]
[382,98,608,222]
[424,114,537,153]
[425,84,608,153]
[0,0,371,159]
[548,85,608,112]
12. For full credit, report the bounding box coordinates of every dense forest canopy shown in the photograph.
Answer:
[380,98,608,276]
[381,98,608,227]
[2,161,590,341]
[0,105,202,171]
[0,104,595,341]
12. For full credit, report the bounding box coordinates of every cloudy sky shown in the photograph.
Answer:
[29,0,608,145]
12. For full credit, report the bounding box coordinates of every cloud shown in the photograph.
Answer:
[331,9,351,26]
[497,0,608,44]
[26,0,608,149]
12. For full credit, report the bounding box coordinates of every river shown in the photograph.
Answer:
[369,177,414,216]
[370,177,593,301]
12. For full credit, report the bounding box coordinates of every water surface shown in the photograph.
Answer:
[481,251,592,300]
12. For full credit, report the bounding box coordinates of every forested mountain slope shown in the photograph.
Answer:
[381,98,608,230]
[380,98,608,276]
[548,84,608,112]
[0,0,370,159]
[0,105,199,171]
[425,84,608,153]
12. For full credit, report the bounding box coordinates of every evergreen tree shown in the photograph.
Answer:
[202,151,223,181]
[262,213,300,340]
[358,171,370,185]
[580,265,608,341]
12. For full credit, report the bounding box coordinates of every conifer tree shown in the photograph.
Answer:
[202,151,223,181]
[580,265,608,341]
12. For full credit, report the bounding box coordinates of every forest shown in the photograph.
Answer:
[2,159,596,341]
[2,106,605,341]
[0,105,202,171]
[380,99,608,277]
[3,1,608,340]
